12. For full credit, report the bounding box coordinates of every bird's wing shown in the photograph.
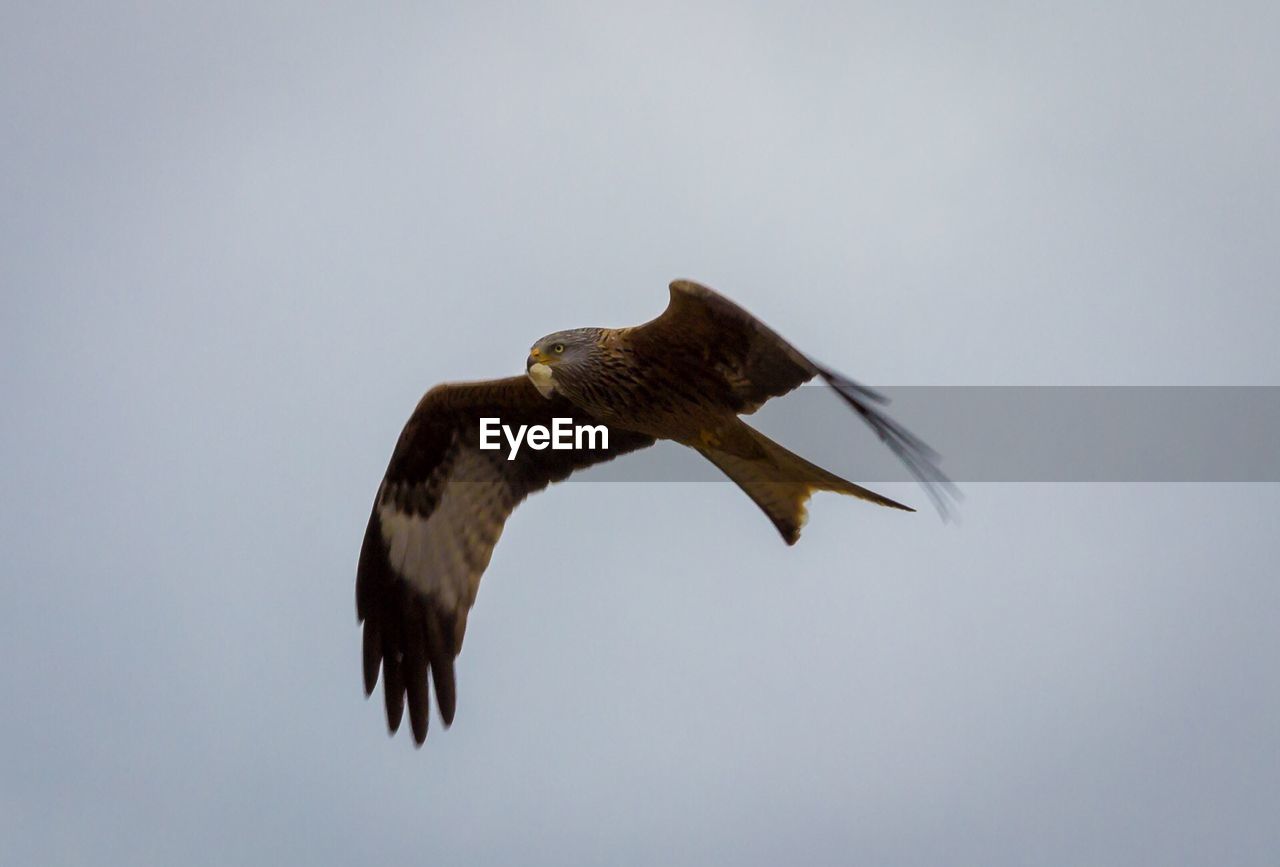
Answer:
[357,376,654,744]
[629,279,958,515]
[628,279,817,414]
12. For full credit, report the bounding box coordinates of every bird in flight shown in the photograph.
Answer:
[357,279,955,744]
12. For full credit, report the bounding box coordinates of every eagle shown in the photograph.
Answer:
[357,279,955,744]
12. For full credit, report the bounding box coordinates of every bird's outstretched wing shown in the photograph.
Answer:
[628,279,959,516]
[357,376,654,744]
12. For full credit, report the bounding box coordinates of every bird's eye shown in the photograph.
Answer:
[553,343,565,354]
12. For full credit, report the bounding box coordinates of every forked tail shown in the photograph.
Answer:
[697,420,912,545]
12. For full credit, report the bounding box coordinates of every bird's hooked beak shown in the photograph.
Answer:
[526,347,556,398]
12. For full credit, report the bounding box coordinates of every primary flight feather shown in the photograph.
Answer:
[356,279,956,744]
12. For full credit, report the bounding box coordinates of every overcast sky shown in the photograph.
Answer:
[2,3,1278,865]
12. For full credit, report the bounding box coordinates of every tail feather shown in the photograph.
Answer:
[697,420,911,545]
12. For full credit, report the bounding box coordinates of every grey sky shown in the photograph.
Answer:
[2,3,1278,865]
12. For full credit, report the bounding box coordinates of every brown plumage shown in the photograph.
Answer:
[357,279,955,745]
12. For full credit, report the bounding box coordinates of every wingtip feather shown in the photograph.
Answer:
[814,365,961,520]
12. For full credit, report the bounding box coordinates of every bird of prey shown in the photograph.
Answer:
[357,279,954,744]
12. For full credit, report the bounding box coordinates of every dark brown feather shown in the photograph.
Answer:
[422,606,456,727]
[361,617,381,696]
[627,280,817,413]
[629,280,958,517]
[382,641,405,734]
[403,615,430,743]
[357,376,654,745]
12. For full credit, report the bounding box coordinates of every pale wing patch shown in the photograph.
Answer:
[378,449,517,613]
[527,362,556,398]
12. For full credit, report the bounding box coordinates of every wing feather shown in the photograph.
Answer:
[357,376,654,745]
[631,279,958,515]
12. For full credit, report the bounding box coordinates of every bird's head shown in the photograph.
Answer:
[526,329,598,399]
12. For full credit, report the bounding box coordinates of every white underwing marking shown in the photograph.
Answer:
[378,449,511,610]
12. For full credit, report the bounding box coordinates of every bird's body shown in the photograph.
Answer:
[537,328,732,445]
[357,279,955,745]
